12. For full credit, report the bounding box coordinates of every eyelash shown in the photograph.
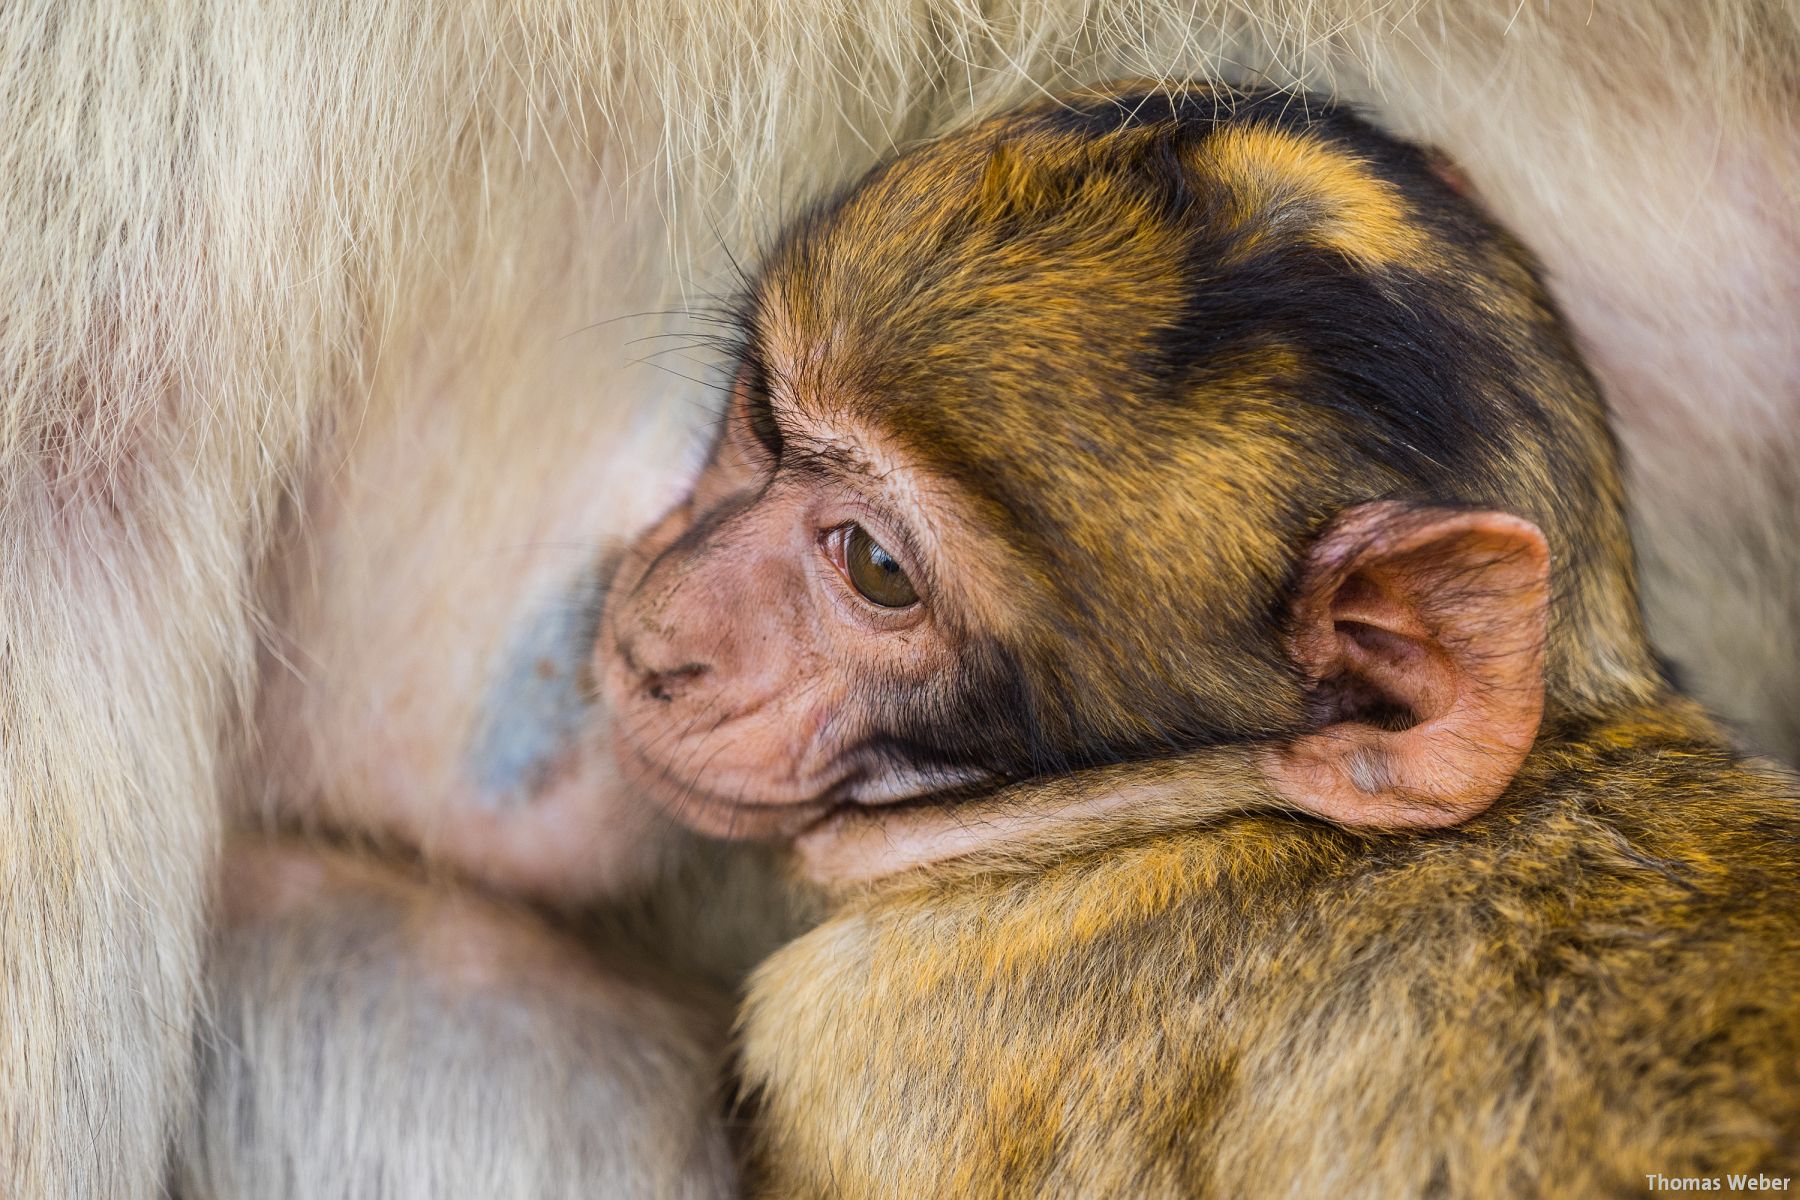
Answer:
[819,510,933,603]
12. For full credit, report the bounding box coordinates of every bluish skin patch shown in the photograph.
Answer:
[467,560,613,806]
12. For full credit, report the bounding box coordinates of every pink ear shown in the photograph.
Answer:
[1425,148,1477,198]
[1259,503,1550,830]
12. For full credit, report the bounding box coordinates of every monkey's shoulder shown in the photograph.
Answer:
[1503,706,1800,918]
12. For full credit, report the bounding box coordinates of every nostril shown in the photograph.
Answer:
[641,662,710,704]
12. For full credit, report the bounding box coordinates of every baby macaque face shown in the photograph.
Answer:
[598,361,1014,840]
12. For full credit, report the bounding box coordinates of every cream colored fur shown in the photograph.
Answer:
[178,844,736,1200]
[1,2,1794,1195]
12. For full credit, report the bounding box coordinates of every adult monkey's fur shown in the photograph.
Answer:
[0,2,1794,1196]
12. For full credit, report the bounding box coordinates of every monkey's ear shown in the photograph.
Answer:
[1261,502,1549,830]
[1423,147,1476,198]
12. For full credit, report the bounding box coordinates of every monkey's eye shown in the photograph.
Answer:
[839,524,919,609]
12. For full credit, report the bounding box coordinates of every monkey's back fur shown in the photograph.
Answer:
[742,704,1800,1197]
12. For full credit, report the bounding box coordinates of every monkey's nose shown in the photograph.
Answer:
[617,639,711,704]
[640,661,710,703]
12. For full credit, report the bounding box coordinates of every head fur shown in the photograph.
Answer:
[744,83,1659,775]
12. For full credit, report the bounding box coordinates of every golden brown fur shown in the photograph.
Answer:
[0,2,1795,1194]
[750,84,1652,756]
[743,705,1800,1197]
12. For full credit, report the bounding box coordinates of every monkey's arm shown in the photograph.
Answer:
[797,746,1286,883]
[1,517,222,1199]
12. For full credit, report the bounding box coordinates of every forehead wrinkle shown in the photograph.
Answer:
[782,430,876,481]
[779,409,947,536]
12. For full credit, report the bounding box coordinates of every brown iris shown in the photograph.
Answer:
[842,524,919,608]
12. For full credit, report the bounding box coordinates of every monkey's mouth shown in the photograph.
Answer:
[796,766,1010,851]
[614,738,841,841]
[616,736,994,842]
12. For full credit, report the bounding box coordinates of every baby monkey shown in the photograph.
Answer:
[600,84,1800,1195]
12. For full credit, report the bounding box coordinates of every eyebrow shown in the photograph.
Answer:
[766,395,884,481]
[783,435,879,482]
